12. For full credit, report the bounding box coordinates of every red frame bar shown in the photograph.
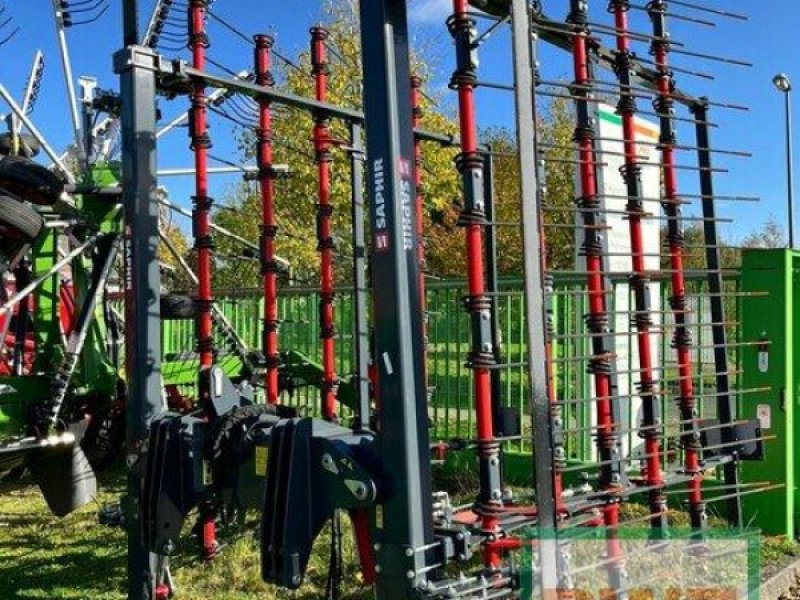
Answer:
[188,0,216,561]
[189,0,213,371]
[649,0,704,527]
[310,26,337,422]
[451,0,499,567]
[568,5,625,583]
[572,28,617,510]
[611,1,666,527]
[254,34,280,405]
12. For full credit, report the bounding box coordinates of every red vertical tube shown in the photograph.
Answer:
[310,27,337,422]
[410,76,428,380]
[611,1,665,527]
[254,34,280,405]
[189,0,213,371]
[571,31,616,507]
[188,0,216,561]
[649,0,704,527]
[450,0,499,567]
[568,5,625,585]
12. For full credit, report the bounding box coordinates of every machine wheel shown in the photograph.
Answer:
[0,155,65,206]
[0,133,41,159]
[0,194,44,259]
[160,294,196,319]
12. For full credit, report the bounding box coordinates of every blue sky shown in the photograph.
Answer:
[0,1,794,242]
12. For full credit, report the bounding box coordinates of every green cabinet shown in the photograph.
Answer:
[741,249,796,538]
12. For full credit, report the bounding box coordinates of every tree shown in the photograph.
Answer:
[660,224,740,271]
[424,96,577,278]
[740,216,786,249]
[213,2,459,289]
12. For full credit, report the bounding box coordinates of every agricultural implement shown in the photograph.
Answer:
[111,1,771,599]
[0,0,780,598]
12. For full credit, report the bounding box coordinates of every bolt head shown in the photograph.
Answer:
[405,547,414,557]
[375,564,381,573]
[406,570,415,580]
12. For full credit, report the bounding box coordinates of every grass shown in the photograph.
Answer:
[0,469,371,599]
[2,467,799,598]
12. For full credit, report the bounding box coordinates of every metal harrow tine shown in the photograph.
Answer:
[57,0,110,28]
[0,4,20,47]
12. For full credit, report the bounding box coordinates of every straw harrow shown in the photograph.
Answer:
[0,1,776,599]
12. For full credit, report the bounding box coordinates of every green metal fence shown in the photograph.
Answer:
[162,275,742,463]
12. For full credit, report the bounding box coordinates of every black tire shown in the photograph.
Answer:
[0,133,41,159]
[0,155,65,206]
[160,294,196,319]
[0,194,44,259]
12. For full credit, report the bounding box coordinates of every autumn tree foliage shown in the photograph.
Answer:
[212,3,458,289]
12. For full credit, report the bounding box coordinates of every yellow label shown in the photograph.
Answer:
[375,505,384,529]
[255,446,269,476]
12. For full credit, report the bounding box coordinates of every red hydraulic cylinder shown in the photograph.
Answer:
[648,0,704,528]
[610,0,666,529]
[310,27,338,422]
[254,34,280,405]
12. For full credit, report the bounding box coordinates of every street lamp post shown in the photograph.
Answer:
[774,73,795,249]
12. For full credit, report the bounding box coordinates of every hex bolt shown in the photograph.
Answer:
[406,570,415,580]
[405,548,414,557]
[375,564,381,573]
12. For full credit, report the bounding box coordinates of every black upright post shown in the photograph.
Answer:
[349,121,371,431]
[123,0,139,47]
[115,37,161,600]
[692,99,741,526]
[510,0,559,591]
[358,1,434,597]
